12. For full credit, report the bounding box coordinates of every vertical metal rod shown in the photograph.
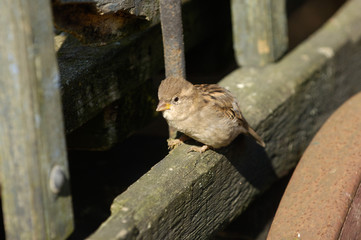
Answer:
[159,0,186,79]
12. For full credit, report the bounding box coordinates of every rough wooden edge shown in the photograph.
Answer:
[58,0,189,17]
[89,0,361,239]
[54,0,192,45]
[95,0,160,18]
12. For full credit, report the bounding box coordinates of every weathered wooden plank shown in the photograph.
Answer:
[95,0,160,17]
[53,0,187,45]
[89,0,361,239]
[58,0,160,17]
[52,1,154,45]
[231,0,288,67]
[0,0,74,239]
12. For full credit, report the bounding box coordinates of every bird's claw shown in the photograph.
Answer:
[167,138,184,150]
[188,145,210,153]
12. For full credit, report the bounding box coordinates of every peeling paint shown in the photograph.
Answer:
[236,82,254,89]
[257,39,270,54]
[8,54,19,77]
[121,207,129,212]
[9,63,19,76]
[236,83,245,89]
[115,229,128,238]
[34,114,41,128]
[317,47,334,58]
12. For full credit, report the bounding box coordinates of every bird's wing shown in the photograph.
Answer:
[194,84,248,126]
[195,84,266,147]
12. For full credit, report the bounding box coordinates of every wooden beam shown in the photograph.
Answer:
[231,0,288,67]
[52,0,183,45]
[0,0,74,239]
[58,0,159,18]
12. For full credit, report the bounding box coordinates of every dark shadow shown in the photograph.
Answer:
[66,134,168,240]
[183,133,277,192]
[287,0,347,50]
[57,174,72,198]
[220,135,278,192]
[0,197,5,239]
[215,172,293,240]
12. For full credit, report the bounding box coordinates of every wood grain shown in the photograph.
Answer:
[231,0,288,67]
[0,0,74,238]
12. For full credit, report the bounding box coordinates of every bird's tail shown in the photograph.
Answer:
[247,127,266,147]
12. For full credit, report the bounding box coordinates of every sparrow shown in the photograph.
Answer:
[156,77,265,152]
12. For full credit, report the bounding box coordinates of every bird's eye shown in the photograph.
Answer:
[173,96,179,103]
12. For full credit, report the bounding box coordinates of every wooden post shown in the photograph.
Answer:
[0,0,74,239]
[231,0,288,67]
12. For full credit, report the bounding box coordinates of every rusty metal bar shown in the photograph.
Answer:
[159,0,186,78]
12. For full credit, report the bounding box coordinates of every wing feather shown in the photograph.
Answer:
[194,84,248,127]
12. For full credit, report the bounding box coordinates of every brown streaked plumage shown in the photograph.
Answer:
[156,77,265,152]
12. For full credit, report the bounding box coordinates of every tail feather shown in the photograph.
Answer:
[247,127,266,147]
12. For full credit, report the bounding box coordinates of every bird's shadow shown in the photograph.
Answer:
[219,135,277,192]
[185,134,277,192]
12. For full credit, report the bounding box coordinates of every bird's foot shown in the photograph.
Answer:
[167,138,184,150]
[189,145,210,153]
[167,135,190,150]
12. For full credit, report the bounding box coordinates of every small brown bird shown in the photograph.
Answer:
[156,77,265,152]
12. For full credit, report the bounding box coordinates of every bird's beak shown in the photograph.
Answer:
[156,101,171,111]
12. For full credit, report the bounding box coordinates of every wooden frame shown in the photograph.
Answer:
[0,0,73,239]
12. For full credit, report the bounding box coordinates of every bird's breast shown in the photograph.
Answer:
[166,107,242,148]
